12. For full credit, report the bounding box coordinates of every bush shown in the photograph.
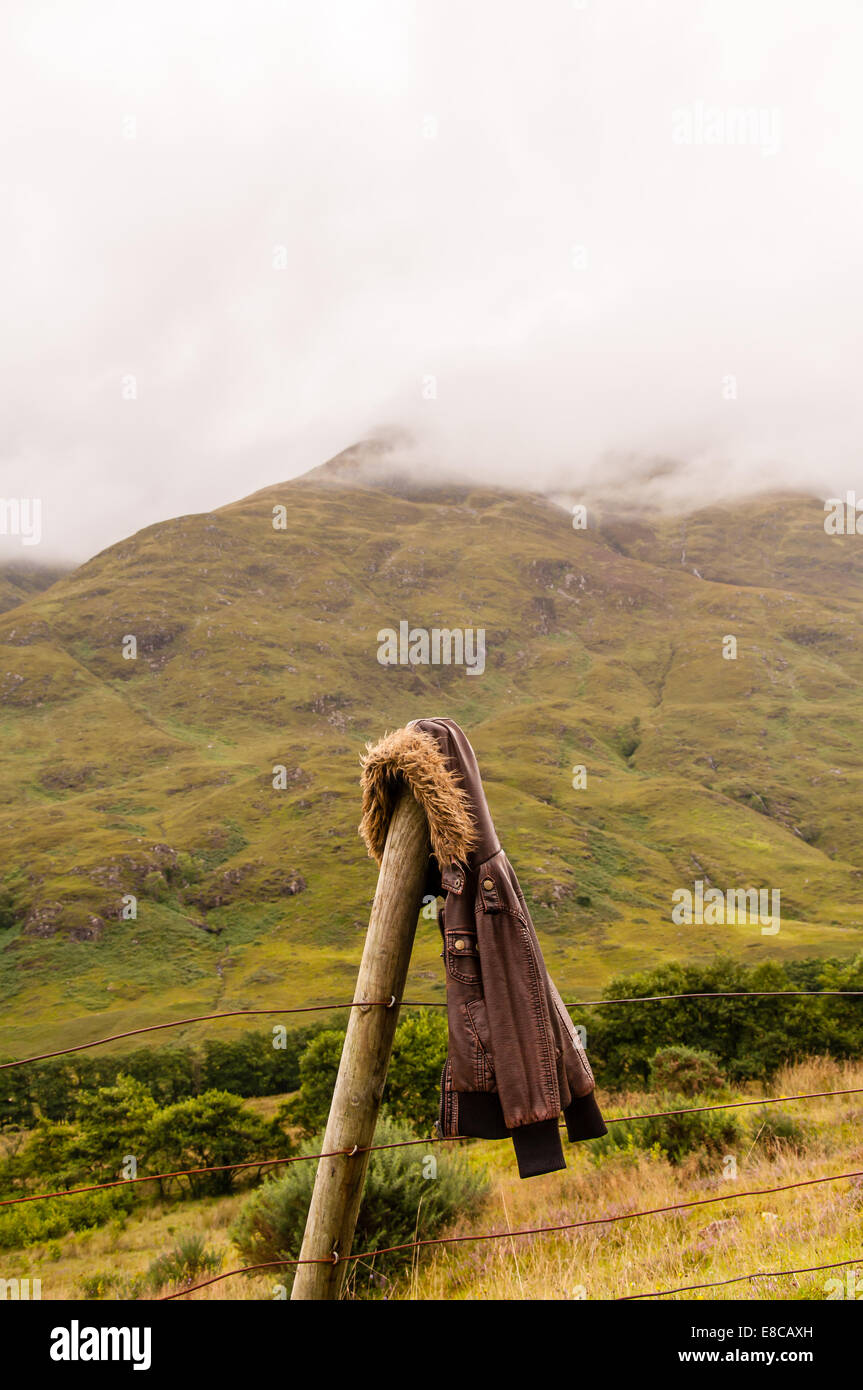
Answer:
[231,1116,489,1296]
[648,1046,726,1097]
[146,1090,292,1195]
[642,1096,742,1163]
[0,1187,137,1251]
[141,870,169,902]
[77,1234,222,1299]
[384,1011,448,1135]
[147,1233,222,1292]
[282,1030,345,1137]
[286,1013,450,1139]
[1,1081,292,1232]
[747,1107,809,1155]
[592,1093,741,1165]
[78,1271,148,1301]
[74,1075,159,1183]
[1,1026,328,1129]
[0,876,24,931]
[2,1117,87,1191]
[584,953,863,1087]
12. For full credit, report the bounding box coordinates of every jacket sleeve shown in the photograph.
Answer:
[511,1119,565,1178]
[473,899,563,1132]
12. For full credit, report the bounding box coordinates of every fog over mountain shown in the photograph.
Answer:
[2,0,862,561]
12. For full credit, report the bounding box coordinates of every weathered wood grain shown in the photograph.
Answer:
[291,787,431,1299]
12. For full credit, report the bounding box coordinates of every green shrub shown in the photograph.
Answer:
[146,1090,292,1195]
[0,878,24,931]
[78,1270,148,1300]
[0,1187,137,1251]
[75,1075,159,1183]
[147,1233,222,1292]
[2,1026,327,1129]
[3,1117,87,1190]
[648,1046,726,1097]
[383,1011,448,1135]
[78,1273,113,1300]
[173,852,203,887]
[231,1116,489,1295]
[747,1107,809,1155]
[282,1030,345,1137]
[584,953,863,1087]
[141,870,169,902]
[286,1013,449,1139]
[593,1093,741,1165]
[1,1081,292,1245]
[642,1096,741,1163]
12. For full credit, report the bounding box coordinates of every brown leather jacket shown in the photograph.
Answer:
[360,716,606,1178]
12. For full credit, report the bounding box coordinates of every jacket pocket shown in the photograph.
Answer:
[464,997,496,1091]
[444,928,482,986]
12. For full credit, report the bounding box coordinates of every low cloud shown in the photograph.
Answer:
[1,0,861,560]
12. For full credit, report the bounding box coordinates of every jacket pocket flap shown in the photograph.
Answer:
[444,929,479,957]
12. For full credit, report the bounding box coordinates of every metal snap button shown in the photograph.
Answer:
[454,939,465,950]
[482,877,494,891]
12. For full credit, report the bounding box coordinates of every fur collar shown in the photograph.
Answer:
[359,723,478,867]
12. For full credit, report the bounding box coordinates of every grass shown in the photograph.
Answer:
[2,486,863,1056]
[390,1057,863,1302]
[3,1059,861,1301]
[2,473,863,1298]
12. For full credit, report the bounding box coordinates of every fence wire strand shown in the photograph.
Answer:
[0,1003,397,1070]
[2,989,861,1070]
[4,1086,861,1211]
[3,985,861,1300]
[160,1166,863,1298]
[619,1253,863,1300]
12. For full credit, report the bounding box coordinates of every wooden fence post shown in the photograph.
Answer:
[291,787,431,1299]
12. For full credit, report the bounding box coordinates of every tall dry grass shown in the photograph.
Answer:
[394,1057,863,1301]
[4,1058,862,1301]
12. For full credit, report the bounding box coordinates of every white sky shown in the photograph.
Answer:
[1,0,862,560]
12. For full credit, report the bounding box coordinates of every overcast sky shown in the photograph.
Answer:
[1,0,862,561]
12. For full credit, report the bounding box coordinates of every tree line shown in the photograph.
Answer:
[3,953,862,1134]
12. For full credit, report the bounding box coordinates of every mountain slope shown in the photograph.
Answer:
[0,559,69,615]
[2,453,862,1055]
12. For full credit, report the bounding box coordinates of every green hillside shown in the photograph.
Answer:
[0,559,69,616]
[2,450,862,1058]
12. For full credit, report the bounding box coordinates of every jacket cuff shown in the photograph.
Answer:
[511,1119,566,1179]
[564,1090,607,1141]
